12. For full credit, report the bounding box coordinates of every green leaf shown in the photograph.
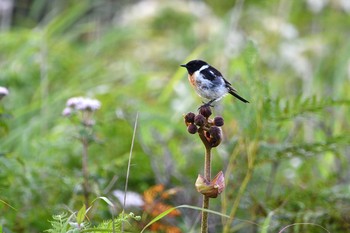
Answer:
[260,211,274,233]
[140,206,178,233]
[91,196,115,207]
[76,204,86,225]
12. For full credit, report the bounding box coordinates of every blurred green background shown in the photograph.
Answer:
[1,0,350,232]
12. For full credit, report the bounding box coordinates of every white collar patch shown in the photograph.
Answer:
[199,65,209,72]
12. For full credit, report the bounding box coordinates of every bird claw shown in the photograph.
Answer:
[197,100,214,111]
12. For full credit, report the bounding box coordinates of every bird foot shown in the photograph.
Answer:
[197,100,214,111]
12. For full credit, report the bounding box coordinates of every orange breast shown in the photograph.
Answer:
[188,74,196,87]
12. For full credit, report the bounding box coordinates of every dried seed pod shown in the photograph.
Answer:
[213,116,224,127]
[184,112,196,124]
[194,114,206,127]
[198,105,212,118]
[208,126,222,147]
[211,171,225,195]
[187,123,198,134]
[209,126,221,140]
[195,171,225,198]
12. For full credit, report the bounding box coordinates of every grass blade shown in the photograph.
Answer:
[259,211,274,233]
[0,199,17,211]
[91,196,115,208]
[122,112,139,233]
[141,204,260,233]
[278,223,331,233]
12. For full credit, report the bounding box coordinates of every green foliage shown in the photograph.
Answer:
[45,212,140,233]
[76,205,86,226]
[46,213,72,233]
[0,106,10,140]
[265,96,350,121]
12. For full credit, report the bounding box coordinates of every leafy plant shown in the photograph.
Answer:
[46,208,140,233]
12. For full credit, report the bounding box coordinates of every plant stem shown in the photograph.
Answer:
[82,137,90,208]
[201,196,209,233]
[198,128,212,233]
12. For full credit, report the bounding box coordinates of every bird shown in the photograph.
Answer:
[181,59,249,106]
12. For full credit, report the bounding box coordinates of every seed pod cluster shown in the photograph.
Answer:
[184,105,224,147]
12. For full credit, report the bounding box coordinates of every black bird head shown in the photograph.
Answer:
[181,60,208,75]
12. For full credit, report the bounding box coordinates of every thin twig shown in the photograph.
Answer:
[82,137,90,209]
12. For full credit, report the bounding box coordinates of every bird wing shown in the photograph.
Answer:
[200,69,218,81]
[200,66,239,93]
[200,66,224,83]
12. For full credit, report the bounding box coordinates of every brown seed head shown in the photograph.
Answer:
[187,123,198,134]
[208,126,222,147]
[213,116,224,126]
[184,112,195,123]
[198,105,212,118]
[209,126,221,140]
[194,114,206,127]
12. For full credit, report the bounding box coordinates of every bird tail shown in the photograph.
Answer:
[228,90,249,103]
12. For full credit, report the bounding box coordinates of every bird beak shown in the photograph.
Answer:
[180,64,186,67]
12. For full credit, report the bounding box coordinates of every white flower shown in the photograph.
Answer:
[279,42,311,78]
[280,24,298,40]
[62,107,72,117]
[290,157,303,168]
[66,97,84,108]
[339,0,350,13]
[65,96,101,112]
[84,98,101,111]
[0,86,9,95]
[306,0,328,13]
[75,99,88,111]
[0,86,9,100]
[263,17,299,39]
[113,190,144,207]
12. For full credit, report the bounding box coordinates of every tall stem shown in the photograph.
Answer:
[198,128,212,233]
[82,137,90,208]
[201,196,209,233]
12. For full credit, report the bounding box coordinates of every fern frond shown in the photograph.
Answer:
[265,96,350,121]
